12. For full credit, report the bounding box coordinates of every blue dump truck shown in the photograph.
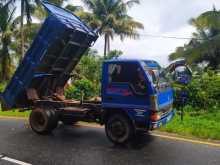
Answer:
[0,1,190,144]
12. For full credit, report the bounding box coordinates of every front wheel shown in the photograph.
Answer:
[105,114,135,144]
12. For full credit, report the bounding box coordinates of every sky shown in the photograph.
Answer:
[67,0,220,66]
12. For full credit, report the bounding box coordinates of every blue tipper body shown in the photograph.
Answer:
[0,1,98,110]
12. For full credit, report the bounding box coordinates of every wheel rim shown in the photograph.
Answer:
[31,111,46,131]
[108,119,127,141]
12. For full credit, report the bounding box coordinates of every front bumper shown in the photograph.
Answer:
[150,110,175,129]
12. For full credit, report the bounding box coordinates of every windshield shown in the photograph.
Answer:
[140,61,168,85]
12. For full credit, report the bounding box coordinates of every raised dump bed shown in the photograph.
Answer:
[0,1,98,110]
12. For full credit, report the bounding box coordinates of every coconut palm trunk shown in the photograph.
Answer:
[20,0,25,61]
[0,0,15,81]
[104,34,107,58]
[104,34,111,58]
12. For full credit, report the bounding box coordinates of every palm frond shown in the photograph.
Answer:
[81,0,96,10]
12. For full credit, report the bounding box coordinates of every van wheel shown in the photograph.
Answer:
[105,114,134,144]
[29,108,58,135]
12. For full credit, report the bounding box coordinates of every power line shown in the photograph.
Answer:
[139,33,205,40]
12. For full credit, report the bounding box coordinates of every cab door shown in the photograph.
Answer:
[102,62,151,109]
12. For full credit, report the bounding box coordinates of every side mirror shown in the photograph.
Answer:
[165,59,192,85]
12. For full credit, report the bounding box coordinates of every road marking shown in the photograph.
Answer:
[150,133,220,148]
[0,155,31,165]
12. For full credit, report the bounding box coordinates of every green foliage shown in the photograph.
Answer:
[105,49,123,60]
[65,79,96,100]
[65,4,83,13]
[47,0,66,6]
[185,72,220,110]
[75,55,102,81]
[172,71,220,111]
[169,7,220,69]
[11,23,40,56]
[0,1,16,81]
[71,49,123,97]
[0,82,6,92]
[0,109,30,118]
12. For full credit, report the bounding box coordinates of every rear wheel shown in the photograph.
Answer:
[105,114,135,144]
[29,108,58,134]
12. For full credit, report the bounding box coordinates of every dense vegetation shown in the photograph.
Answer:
[163,6,220,139]
[169,6,220,70]
[161,71,220,139]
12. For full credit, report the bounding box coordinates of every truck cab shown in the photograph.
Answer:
[101,59,174,143]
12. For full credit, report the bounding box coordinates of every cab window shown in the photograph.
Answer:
[108,63,147,95]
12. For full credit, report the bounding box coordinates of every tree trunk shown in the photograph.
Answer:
[104,34,107,58]
[1,41,9,81]
[107,35,110,54]
[104,34,110,58]
[20,0,25,62]
[1,56,7,81]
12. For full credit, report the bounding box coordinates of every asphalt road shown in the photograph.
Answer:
[0,118,220,165]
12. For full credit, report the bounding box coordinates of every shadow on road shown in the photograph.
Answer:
[111,133,155,150]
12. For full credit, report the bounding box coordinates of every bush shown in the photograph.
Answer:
[0,83,6,92]
[186,72,220,110]
[172,71,220,111]
[65,79,96,100]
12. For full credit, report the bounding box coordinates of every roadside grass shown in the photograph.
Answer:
[0,110,30,118]
[160,109,220,140]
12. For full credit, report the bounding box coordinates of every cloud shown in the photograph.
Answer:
[93,25,194,66]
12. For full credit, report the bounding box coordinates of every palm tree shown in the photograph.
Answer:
[169,6,220,69]
[19,0,40,60]
[0,0,16,81]
[80,0,144,57]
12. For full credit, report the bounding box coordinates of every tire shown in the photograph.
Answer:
[29,108,58,135]
[50,110,58,129]
[105,114,135,144]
